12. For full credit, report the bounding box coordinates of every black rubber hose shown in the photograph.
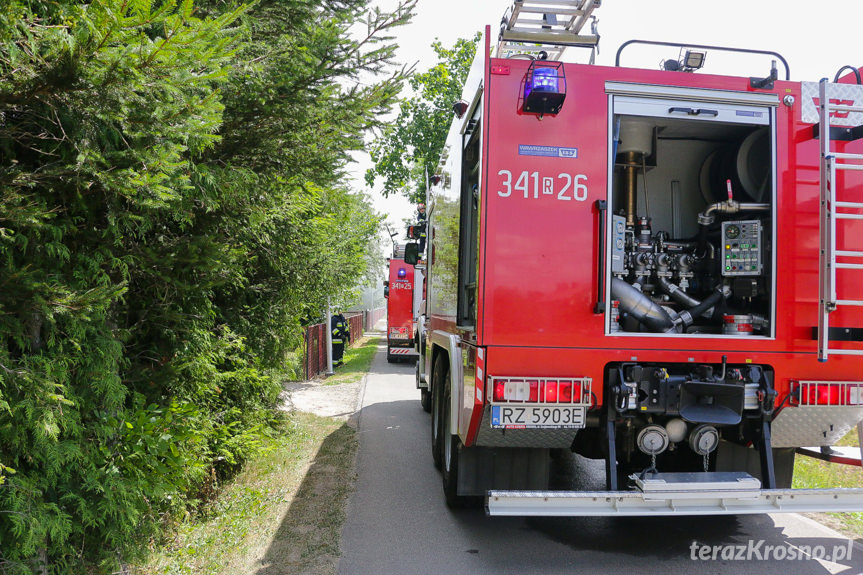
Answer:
[686,289,723,320]
[657,277,700,309]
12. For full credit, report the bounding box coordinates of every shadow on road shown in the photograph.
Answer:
[254,419,356,575]
[367,351,419,377]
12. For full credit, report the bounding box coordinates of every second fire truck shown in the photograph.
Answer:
[384,244,423,362]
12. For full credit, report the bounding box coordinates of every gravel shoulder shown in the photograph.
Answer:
[280,332,383,423]
[281,378,366,422]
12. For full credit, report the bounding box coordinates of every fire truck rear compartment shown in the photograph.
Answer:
[598,360,787,490]
[607,95,775,338]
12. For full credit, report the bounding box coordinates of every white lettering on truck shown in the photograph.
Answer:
[497,169,587,201]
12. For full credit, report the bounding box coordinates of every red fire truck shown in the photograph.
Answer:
[385,247,421,362]
[409,0,863,515]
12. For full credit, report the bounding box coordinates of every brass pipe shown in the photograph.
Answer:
[624,151,639,227]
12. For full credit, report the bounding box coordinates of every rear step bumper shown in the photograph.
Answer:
[486,473,863,516]
[387,347,418,357]
[486,488,863,516]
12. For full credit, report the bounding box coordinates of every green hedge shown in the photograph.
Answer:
[0,0,414,572]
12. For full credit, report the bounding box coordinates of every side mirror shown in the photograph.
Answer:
[404,242,419,265]
[407,223,425,240]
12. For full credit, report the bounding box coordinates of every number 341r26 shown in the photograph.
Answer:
[497,170,588,201]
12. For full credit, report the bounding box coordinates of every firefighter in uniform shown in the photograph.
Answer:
[331,312,350,367]
[417,203,427,255]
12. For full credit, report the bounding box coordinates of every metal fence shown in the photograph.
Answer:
[302,312,366,379]
[365,307,386,331]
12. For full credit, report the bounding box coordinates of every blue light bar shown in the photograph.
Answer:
[527,66,559,94]
[522,61,566,116]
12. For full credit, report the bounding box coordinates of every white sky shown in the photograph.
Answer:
[359,0,863,232]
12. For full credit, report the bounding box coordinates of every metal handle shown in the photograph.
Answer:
[668,107,719,117]
[594,200,607,314]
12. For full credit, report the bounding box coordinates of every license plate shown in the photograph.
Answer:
[491,404,586,429]
[389,328,408,339]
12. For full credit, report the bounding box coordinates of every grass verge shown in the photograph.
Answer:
[134,335,381,574]
[325,335,381,385]
[133,411,357,575]
[794,428,863,540]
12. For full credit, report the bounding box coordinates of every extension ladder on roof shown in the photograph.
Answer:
[497,0,600,61]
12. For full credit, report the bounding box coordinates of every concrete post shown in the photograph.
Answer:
[325,297,334,375]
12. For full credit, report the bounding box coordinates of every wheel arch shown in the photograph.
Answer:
[429,330,463,440]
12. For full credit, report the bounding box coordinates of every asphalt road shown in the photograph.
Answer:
[338,343,863,575]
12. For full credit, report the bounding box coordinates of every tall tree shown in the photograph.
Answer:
[194,0,417,363]
[365,33,479,203]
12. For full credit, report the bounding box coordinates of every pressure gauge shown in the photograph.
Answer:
[725,224,740,239]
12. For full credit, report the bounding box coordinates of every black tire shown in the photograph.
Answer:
[431,354,447,470]
[441,380,463,507]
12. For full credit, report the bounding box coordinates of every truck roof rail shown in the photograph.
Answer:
[615,39,791,81]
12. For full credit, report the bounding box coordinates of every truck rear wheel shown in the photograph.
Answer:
[431,354,447,470]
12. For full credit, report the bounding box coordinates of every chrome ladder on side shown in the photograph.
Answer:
[497,0,600,61]
[817,77,863,361]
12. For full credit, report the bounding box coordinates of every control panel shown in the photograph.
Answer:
[721,220,762,276]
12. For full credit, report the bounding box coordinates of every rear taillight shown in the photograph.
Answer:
[490,376,591,405]
[794,381,863,406]
[544,380,558,403]
[528,380,539,402]
[493,380,505,402]
[558,381,582,403]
